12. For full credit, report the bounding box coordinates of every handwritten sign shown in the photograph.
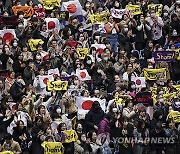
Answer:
[89,12,109,25]
[0,16,18,25]
[12,6,34,17]
[110,8,130,19]
[38,0,61,10]
[153,51,175,62]
[125,5,142,15]
[28,39,44,51]
[62,130,78,143]
[115,94,132,105]
[41,141,64,154]
[76,48,88,59]
[47,80,68,91]
[34,8,46,18]
[59,11,68,21]
[166,111,180,123]
[144,68,167,80]
[148,4,163,16]
[133,92,153,106]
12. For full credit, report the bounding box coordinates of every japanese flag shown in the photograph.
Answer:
[39,75,54,88]
[45,18,60,32]
[61,0,82,16]
[48,68,60,78]
[0,29,16,45]
[131,77,146,88]
[76,69,91,81]
[91,44,106,54]
[76,97,106,119]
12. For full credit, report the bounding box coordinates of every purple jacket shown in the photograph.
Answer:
[98,118,110,135]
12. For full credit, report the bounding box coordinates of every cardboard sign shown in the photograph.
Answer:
[76,48,88,59]
[115,94,132,105]
[41,141,64,154]
[110,8,130,19]
[148,4,163,16]
[47,80,68,91]
[133,92,153,106]
[28,39,44,51]
[144,68,167,80]
[125,4,142,15]
[0,16,18,25]
[166,111,180,123]
[89,12,109,24]
[34,8,46,18]
[12,6,34,17]
[153,51,175,62]
[38,0,61,10]
[62,130,78,143]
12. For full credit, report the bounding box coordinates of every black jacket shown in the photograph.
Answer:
[12,127,31,152]
[85,107,105,132]
[10,81,25,103]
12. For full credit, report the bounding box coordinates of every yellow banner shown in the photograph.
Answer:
[115,94,132,105]
[28,39,44,51]
[1,151,14,154]
[89,12,109,24]
[47,80,68,91]
[38,0,61,10]
[62,130,78,143]
[41,141,64,154]
[76,48,89,59]
[173,85,180,91]
[125,5,142,15]
[12,6,34,17]
[166,111,180,123]
[144,68,166,80]
[148,4,163,16]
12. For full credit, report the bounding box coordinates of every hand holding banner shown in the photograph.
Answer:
[143,68,167,80]
[153,51,175,62]
[76,48,88,59]
[47,80,68,91]
[12,6,34,17]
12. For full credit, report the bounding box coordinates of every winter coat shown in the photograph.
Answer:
[2,140,22,154]
[123,107,136,119]
[98,118,110,135]
[10,81,25,103]
[23,66,35,85]
[0,115,14,137]
[12,127,31,152]
[85,107,105,132]
[61,92,77,114]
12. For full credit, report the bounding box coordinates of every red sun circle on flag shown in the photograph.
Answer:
[53,74,59,78]
[67,4,77,13]
[136,79,141,85]
[80,72,86,78]
[3,33,14,45]
[43,78,49,84]
[82,100,93,110]
[48,21,56,30]
[12,104,17,110]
